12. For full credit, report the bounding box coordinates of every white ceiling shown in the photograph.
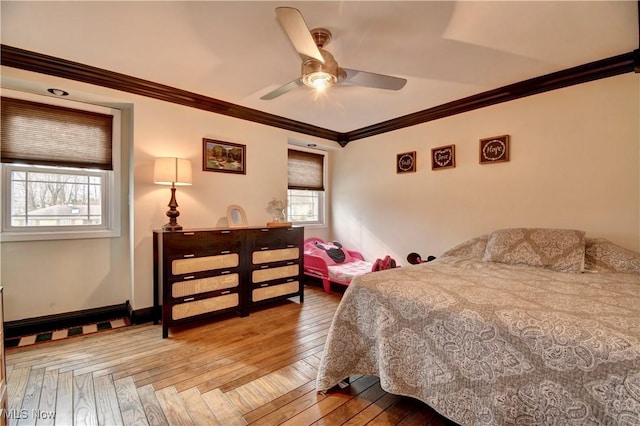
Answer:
[1,1,638,133]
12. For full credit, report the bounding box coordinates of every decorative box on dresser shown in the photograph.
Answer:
[154,226,304,338]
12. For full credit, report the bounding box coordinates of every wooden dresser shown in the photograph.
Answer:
[154,226,303,338]
[246,228,304,308]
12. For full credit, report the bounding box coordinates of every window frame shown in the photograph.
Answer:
[1,89,121,242]
[287,146,327,227]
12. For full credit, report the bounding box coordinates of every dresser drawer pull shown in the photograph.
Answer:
[183,254,195,258]
[183,232,195,236]
[287,278,295,282]
[287,262,294,265]
[221,270,231,275]
[183,276,195,280]
[221,230,231,234]
[287,244,295,248]
[260,229,269,232]
[260,283,269,287]
[183,297,195,302]
[260,265,269,269]
[260,247,270,251]
[221,290,231,295]
[221,250,231,254]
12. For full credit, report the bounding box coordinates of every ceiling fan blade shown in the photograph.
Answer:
[260,78,304,100]
[276,7,325,63]
[342,68,407,90]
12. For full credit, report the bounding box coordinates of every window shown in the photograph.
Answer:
[1,92,121,241]
[287,148,325,225]
[5,164,107,227]
[288,188,323,223]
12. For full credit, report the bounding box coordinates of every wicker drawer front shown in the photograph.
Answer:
[172,253,239,275]
[172,274,239,298]
[252,265,299,283]
[172,293,239,320]
[253,281,299,302]
[252,248,299,265]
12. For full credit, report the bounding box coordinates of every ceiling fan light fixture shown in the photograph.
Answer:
[264,8,407,100]
[303,71,337,90]
[301,49,339,90]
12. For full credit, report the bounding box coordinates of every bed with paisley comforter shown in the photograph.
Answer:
[316,228,640,425]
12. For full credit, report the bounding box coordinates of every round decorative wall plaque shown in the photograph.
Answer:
[396,151,416,173]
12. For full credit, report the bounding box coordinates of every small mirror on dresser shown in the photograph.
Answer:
[227,205,248,228]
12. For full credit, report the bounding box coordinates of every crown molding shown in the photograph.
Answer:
[1,44,636,146]
[345,51,636,143]
[0,44,342,143]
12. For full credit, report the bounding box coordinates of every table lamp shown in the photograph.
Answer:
[154,157,192,231]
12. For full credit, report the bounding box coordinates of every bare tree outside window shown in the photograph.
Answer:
[9,166,103,227]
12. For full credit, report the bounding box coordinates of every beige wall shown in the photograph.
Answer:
[331,74,640,264]
[0,67,332,321]
[130,97,332,311]
[0,93,133,321]
[0,67,637,322]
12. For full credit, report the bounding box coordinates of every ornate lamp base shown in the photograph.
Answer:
[162,222,183,231]
[162,186,183,231]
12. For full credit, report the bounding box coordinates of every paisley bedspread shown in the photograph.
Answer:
[316,256,640,425]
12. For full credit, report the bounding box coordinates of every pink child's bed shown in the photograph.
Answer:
[303,238,375,293]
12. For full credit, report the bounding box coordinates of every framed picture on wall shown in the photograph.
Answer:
[202,138,246,174]
[479,135,510,164]
[396,151,417,173]
[431,144,456,170]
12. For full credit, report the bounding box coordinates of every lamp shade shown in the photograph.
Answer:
[154,157,192,186]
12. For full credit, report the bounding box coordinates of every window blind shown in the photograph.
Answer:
[288,149,324,191]
[1,97,113,170]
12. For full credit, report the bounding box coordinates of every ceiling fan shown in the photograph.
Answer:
[260,7,407,100]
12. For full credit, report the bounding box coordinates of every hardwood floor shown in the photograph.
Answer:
[5,283,454,426]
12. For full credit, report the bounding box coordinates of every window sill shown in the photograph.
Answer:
[292,222,327,229]
[1,228,121,242]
